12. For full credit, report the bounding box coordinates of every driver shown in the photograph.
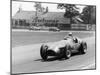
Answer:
[68,32,73,38]
[64,32,73,40]
[64,32,78,43]
[68,32,78,43]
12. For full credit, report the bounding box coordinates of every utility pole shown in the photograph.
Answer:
[34,2,40,27]
[34,2,42,27]
[35,6,38,26]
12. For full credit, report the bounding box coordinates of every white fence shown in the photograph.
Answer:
[71,24,96,31]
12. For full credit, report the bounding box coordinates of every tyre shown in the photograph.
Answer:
[79,42,87,54]
[40,45,48,61]
[64,47,71,59]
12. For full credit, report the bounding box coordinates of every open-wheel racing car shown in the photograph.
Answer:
[40,36,87,61]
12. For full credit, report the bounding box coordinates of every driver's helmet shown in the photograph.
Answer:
[68,32,72,36]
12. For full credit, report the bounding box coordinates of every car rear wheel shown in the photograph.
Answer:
[40,45,48,61]
[79,42,87,54]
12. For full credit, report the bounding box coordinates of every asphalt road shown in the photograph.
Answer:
[12,31,96,74]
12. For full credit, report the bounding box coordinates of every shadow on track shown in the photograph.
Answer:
[34,56,64,62]
[34,52,83,62]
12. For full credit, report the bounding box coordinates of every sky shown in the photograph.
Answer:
[12,1,86,16]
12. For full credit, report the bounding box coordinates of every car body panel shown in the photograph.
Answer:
[44,37,82,54]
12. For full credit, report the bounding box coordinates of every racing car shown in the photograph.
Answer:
[40,37,87,61]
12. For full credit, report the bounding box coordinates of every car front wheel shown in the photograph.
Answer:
[64,47,71,59]
[40,45,48,61]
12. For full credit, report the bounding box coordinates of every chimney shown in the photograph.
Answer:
[18,5,22,13]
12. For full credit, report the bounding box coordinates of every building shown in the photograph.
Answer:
[12,8,71,30]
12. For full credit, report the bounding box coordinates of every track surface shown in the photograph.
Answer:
[12,31,96,74]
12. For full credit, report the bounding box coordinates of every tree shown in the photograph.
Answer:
[81,6,96,24]
[57,4,80,23]
[34,2,49,26]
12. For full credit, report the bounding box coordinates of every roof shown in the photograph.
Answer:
[12,11,36,20]
[12,10,70,24]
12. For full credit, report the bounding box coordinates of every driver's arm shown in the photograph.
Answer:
[64,36,70,40]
